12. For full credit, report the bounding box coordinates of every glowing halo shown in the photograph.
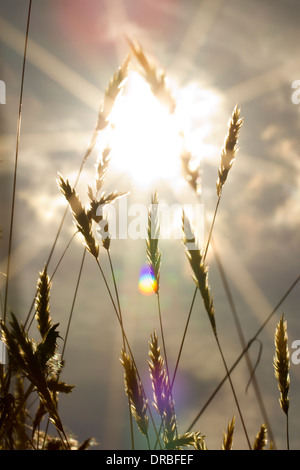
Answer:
[101,71,220,190]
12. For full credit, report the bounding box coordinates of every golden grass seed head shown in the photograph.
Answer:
[96,54,131,131]
[35,265,52,339]
[148,331,168,417]
[253,424,268,450]
[120,350,149,436]
[222,415,235,450]
[216,104,243,197]
[146,192,161,294]
[273,314,290,415]
[127,37,176,113]
[57,174,99,259]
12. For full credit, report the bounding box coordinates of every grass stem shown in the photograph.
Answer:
[107,249,135,450]
[214,332,251,449]
[187,273,300,432]
[3,0,32,324]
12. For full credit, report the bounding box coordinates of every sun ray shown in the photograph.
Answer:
[100,69,220,189]
[0,16,103,111]
[104,0,131,63]
[212,232,276,341]
[225,52,300,105]
[168,0,224,80]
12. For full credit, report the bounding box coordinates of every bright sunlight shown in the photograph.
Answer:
[104,71,219,188]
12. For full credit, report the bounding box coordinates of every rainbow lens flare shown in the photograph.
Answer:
[138,265,157,295]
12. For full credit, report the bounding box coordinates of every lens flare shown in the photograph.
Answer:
[138,264,157,295]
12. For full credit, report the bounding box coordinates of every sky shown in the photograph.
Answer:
[0,0,300,451]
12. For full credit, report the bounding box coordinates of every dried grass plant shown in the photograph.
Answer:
[1,6,300,451]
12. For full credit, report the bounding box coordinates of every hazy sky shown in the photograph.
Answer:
[1,0,300,450]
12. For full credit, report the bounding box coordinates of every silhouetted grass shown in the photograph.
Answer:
[0,9,299,450]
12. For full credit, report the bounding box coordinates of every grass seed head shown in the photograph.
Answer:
[96,54,131,131]
[148,331,168,417]
[57,174,99,259]
[146,192,161,294]
[35,265,52,339]
[222,415,235,450]
[253,424,268,450]
[127,37,176,113]
[273,314,290,415]
[120,349,149,436]
[216,104,243,197]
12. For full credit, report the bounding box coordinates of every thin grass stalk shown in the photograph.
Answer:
[23,58,130,330]
[286,414,290,451]
[175,194,220,360]
[187,273,300,432]
[146,193,178,439]
[107,249,135,450]
[48,232,78,283]
[94,258,161,448]
[181,212,252,448]
[45,53,130,258]
[146,194,169,381]
[210,233,276,447]
[174,105,242,382]
[155,290,177,442]
[94,146,135,449]
[181,211,251,448]
[0,280,3,319]
[171,170,221,389]
[171,288,197,391]
[107,250,123,340]
[41,419,50,450]
[172,196,220,386]
[156,294,171,396]
[61,248,86,360]
[3,0,32,324]
[203,195,221,262]
[177,107,253,448]
[24,433,36,450]
[215,334,251,449]
[57,174,160,447]
[26,232,77,332]
[24,215,78,330]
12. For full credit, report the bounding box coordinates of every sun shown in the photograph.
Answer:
[101,71,221,189]
[104,72,181,187]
